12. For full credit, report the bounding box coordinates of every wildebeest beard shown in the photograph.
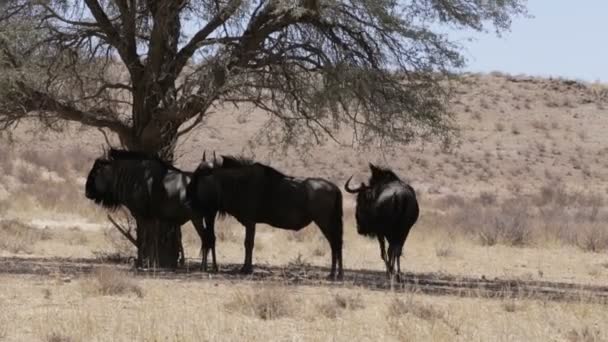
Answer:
[355,188,380,238]
[86,158,150,212]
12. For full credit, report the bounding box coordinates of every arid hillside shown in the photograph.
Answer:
[2,73,608,342]
[4,72,608,199]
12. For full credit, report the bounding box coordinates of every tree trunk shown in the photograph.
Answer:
[135,218,181,269]
[126,119,182,269]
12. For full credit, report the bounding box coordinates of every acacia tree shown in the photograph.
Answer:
[0,0,527,267]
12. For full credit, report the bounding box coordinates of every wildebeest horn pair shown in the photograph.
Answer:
[344,176,367,193]
[202,151,218,163]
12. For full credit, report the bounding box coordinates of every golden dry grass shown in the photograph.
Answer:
[1,274,607,342]
[1,73,608,341]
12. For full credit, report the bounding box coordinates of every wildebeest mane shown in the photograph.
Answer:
[221,155,287,179]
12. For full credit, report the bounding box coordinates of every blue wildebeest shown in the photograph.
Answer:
[186,155,344,279]
[344,163,419,280]
[85,149,217,270]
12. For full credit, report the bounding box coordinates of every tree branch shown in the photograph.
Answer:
[173,0,243,76]
[107,214,137,247]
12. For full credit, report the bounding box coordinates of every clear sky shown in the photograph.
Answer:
[452,1,608,82]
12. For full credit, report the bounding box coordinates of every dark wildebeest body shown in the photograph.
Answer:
[84,149,217,270]
[345,164,419,280]
[187,156,344,279]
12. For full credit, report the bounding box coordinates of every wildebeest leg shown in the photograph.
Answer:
[204,212,218,272]
[176,226,185,267]
[317,223,343,280]
[241,223,256,274]
[377,235,389,274]
[387,243,397,279]
[192,217,208,271]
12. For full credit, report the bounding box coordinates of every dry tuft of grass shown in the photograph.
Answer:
[45,332,75,342]
[225,286,292,320]
[566,326,603,342]
[577,224,608,253]
[318,293,365,318]
[388,296,444,322]
[0,220,53,254]
[501,300,526,313]
[80,268,143,298]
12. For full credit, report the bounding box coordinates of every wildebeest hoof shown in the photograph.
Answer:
[240,265,253,274]
[326,273,343,281]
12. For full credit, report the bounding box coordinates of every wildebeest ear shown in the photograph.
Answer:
[369,163,379,173]
[202,151,206,162]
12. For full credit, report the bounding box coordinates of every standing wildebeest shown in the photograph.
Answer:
[85,149,217,270]
[344,163,419,280]
[187,155,344,279]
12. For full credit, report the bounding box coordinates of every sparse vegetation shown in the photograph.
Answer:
[225,287,292,320]
[1,72,608,341]
[80,268,143,298]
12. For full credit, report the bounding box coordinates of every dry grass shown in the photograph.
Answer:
[225,286,292,320]
[1,73,608,340]
[0,220,52,254]
[80,268,143,298]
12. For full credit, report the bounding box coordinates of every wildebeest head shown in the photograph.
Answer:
[85,157,120,210]
[186,151,223,211]
[344,163,398,194]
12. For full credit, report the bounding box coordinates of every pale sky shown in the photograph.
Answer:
[452,1,608,82]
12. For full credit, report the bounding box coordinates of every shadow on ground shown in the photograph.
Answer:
[1,256,607,304]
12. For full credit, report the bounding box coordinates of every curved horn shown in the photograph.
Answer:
[344,176,364,193]
[202,151,207,162]
[213,151,217,163]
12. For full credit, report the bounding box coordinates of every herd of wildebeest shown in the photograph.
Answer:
[85,149,419,280]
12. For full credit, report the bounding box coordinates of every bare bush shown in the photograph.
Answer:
[388,296,445,322]
[494,200,531,246]
[450,198,531,247]
[435,242,453,258]
[577,225,608,253]
[477,191,497,206]
[225,287,292,320]
[80,268,143,298]
[435,194,466,209]
[45,332,74,342]
[318,293,365,318]
[0,220,52,254]
[21,149,70,175]
[566,326,603,342]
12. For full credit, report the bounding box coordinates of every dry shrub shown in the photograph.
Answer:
[435,240,453,258]
[576,224,608,253]
[95,213,136,260]
[495,122,505,132]
[288,226,318,243]
[451,198,531,247]
[45,332,75,342]
[80,267,143,298]
[566,327,603,342]
[493,199,531,246]
[225,286,292,320]
[501,300,526,313]
[318,293,365,319]
[388,296,443,321]
[0,220,52,254]
[435,194,466,210]
[0,308,7,340]
[21,148,75,175]
[477,191,497,206]
[216,220,241,243]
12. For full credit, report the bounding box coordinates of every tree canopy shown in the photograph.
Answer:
[0,0,527,156]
